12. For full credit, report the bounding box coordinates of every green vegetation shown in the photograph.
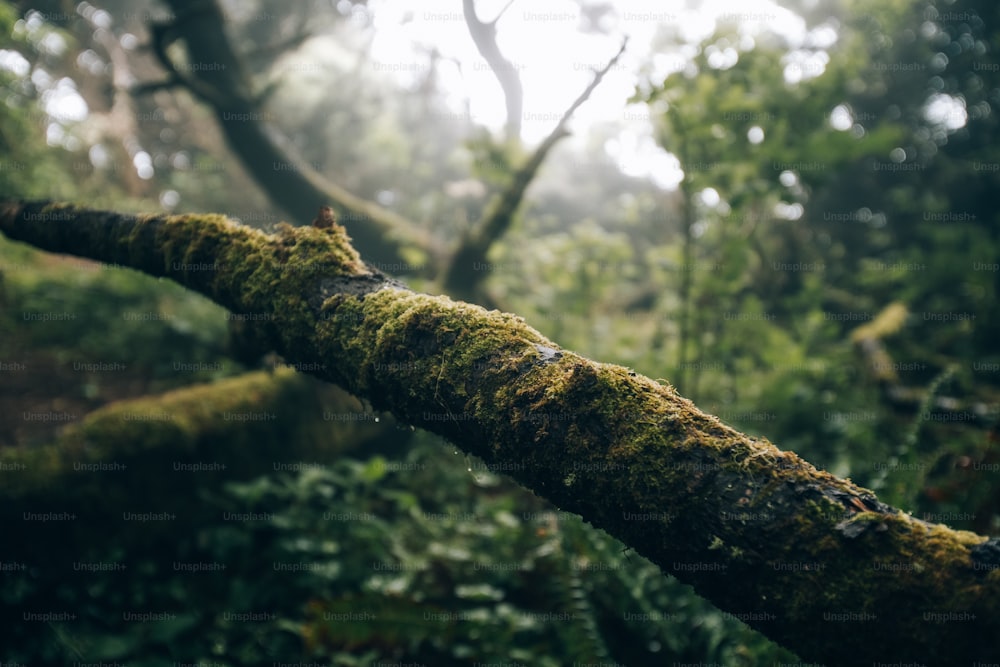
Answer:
[2,0,999,662]
[2,433,795,665]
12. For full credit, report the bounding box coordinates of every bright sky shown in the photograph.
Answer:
[362,0,808,188]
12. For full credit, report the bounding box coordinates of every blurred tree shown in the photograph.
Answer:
[631,0,1000,525]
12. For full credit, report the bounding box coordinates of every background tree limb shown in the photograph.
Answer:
[1,199,997,665]
[140,0,626,303]
[462,0,523,141]
[143,0,434,269]
[441,40,629,301]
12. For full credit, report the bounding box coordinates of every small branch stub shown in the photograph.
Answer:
[312,206,337,230]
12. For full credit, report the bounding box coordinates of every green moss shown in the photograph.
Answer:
[0,368,340,502]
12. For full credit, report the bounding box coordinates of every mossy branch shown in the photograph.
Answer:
[1,200,998,665]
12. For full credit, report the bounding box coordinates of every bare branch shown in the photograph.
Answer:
[441,40,630,300]
[463,0,524,141]
[491,0,517,25]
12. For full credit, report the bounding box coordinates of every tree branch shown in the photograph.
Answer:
[442,40,629,300]
[1,199,998,665]
[138,0,435,270]
[463,0,524,141]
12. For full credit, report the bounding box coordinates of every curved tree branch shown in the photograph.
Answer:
[0,199,997,665]
[442,40,629,301]
[463,0,524,141]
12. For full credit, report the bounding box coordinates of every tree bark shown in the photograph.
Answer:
[1,199,998,666]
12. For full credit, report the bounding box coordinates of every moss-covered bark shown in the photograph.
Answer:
[0,369,343,554]
[0,367,387,503]
[1,199,998,665]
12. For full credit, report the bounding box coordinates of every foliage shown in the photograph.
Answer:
[3,434,794,665]
[3,0,1000,662]
[0,4,76,199]
[602,0,1000,527]
[0,236,235,387]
